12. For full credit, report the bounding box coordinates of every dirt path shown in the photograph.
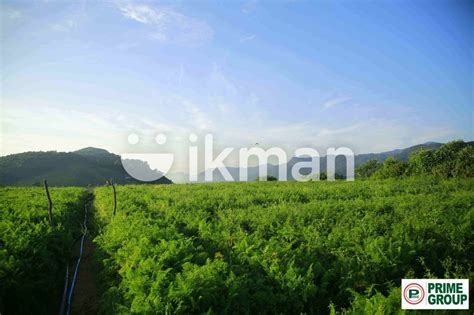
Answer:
[64,191,100,315]
[70,234,99,315]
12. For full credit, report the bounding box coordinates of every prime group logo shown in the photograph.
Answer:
[401,279,469,310]
[403,283,425,305]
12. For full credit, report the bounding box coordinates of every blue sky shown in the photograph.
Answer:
[1,0,473,171]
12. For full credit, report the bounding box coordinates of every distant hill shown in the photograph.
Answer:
[182,141,473,182]
[2,142,472,185]
[351,141,445,164]
[0,147,172,186]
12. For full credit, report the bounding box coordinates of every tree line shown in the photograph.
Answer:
[356,140,474,179]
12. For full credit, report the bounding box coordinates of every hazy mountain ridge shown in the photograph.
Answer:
[1,142,472,185]
[0,147,172,186]
[182,141,473,182]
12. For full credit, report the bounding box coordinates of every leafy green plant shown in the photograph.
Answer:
[0,187,86,314]
[356,160,382,178]
[93,178,474,314]
[358,140,473,179]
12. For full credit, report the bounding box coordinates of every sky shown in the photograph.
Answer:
[1,0,473,173]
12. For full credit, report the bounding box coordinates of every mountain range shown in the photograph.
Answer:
[167,141,474,183]
[1,141,472,186]
[168,141,473,182]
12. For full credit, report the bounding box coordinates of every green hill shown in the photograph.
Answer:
[0,147,172,186]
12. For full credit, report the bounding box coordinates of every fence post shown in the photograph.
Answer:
[44,179,54,227]
[112,179,117,216]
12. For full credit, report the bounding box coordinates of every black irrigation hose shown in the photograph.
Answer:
[59,203,89,315]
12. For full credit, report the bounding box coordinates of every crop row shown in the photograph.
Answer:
[0,187,86,314]
[93,178,474,314]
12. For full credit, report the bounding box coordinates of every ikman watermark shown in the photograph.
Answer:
[120,133,355,182]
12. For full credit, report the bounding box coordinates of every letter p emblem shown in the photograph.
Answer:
[409,289,419,299]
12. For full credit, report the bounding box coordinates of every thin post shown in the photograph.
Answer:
[44,179,54,227]
[112,180,117,216]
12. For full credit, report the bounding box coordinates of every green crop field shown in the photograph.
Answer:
[0,187,86,314]
[1,178,472,314]
[92,178,473,314]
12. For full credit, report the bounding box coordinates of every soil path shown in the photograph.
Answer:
[70,234,99,315]
[66,191,100,315]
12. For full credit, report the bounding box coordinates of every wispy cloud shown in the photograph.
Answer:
[317,123,365,136]
[4,8,22,19]
[241,0,258,14]
[240,34,256,43]
[322,97,351,109]
[209,63,238,96]
[51,18,79,32]
[183,101,215,131]
[49,0,88,32]
[118,4,214,46]
[119,4,153,24]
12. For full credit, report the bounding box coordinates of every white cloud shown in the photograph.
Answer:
[209,63,238,96]
[51,18,79,32]
[183,100,215,131]
[118,4,214,46]
[119,4,154,24]
[317,123,365,136]
[322,97,351,109]
[0,98,462,173]
[5,8,22,19]
[240,34,256,43]
[241,0,258,14]
[48,0,88,32]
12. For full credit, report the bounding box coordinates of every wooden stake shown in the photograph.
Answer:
[112,179,117,216]
[44,179,54,227]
